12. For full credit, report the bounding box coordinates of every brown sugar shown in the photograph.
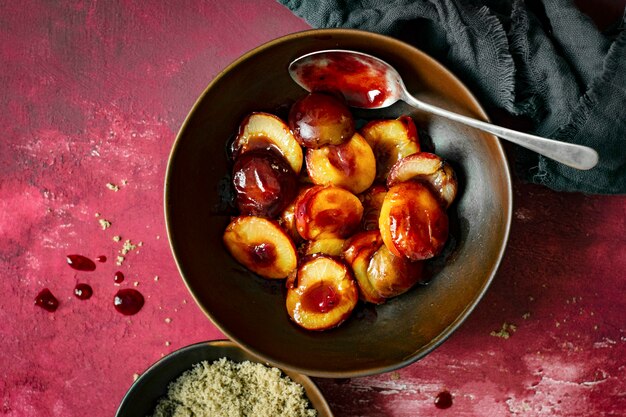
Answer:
[150,358,317,417]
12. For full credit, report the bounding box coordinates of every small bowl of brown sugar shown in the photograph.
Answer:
[115,340,333,417]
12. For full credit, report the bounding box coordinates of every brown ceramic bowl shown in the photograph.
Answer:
[165,29,512,377]
[115,340,333,416]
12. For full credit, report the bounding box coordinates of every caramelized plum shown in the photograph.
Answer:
[387,152,458,208]
[278,186,312,243]
[234,112,303,174]
[302,238,346,257]
[344,230,424,302]
[232,150,298,218]
[360,116,420,179]
[288,92,355,148]
[343,231,386,304]
[360,185,387,231]
[367,244,424,298]
[379,181,449,261]
[223,216,298,279]
[305,132,376,194]
[286,255,358,330]
[295,185,363,240]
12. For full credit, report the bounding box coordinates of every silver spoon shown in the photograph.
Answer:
[288,49,598,170]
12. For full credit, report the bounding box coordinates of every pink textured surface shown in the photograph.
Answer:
[0,1,624,416]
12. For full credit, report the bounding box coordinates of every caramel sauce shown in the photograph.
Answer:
[294,53,392,108]
[301,283,339,313]
[248,242,277,267]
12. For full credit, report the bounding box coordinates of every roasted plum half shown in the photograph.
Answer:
[379,181,449,261]
[233,112,303,174]
[232,150,298,218]
[278,186,312,243]
[344,231,425,303]
[367,244,424,299]
[302,238,346,257]
[343,231,386,304]
[360,185,387,231]
[223,216,297,279]
[286,255,358,330]
[305,132,376,194]
[288,92,355,148]
[295,185,363,240]
[387,152,458,208]
[360,116,420,180]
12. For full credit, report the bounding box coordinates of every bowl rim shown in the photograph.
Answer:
[115,339,334,416]
[164,28,513,378]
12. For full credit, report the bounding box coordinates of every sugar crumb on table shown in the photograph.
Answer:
[99,218,112,230]
[490,322,517,339]
[120,239,137,255]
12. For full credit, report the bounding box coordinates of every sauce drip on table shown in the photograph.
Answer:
[35,288,59,312]
[114,271,125,283]
[113,289,144,315]
[66,254,96,271]
[434,390,453,409]
[74,283,93,300]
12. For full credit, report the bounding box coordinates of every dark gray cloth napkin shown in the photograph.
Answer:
[278,0,626,194]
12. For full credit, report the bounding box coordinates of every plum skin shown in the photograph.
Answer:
[232,150,298,218]
[289,92,355,148]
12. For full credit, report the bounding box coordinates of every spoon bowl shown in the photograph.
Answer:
[289,49,599,170]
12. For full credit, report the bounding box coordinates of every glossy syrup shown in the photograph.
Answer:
[301,284,339,313]
[113,289,144,315]
[35,288,59,312]
[96,255,107,263]
[74,283,93,300]
[66,254,96,271]
[114,271,125,283]
[434,390,453,409]
[293,52,393,108]
[249,242,277,267]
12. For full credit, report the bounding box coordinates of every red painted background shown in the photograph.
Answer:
[1,1,625,416]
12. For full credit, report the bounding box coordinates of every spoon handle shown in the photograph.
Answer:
[402,94,598,170]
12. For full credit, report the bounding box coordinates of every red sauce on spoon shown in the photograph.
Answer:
[290,51,399,108]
